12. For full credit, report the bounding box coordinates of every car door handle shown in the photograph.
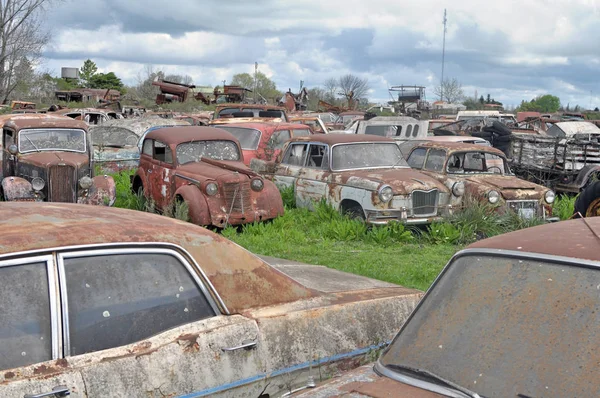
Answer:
[221,339,257,352]
[24,385,70,398]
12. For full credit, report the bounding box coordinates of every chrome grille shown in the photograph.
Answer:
[411,189,438,216]
[49,165,76,202]
[223,181,251,213]
[507,200,539,219]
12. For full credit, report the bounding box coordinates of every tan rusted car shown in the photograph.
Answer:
[0,202,422,397]
[1,114,115,205]
[254,134,459,224]
[133,126,284,227]
[405,141,556,220]
[297,217,600,397]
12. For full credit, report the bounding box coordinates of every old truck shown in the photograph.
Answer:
[1,114,115,205]
[133,126,284,227]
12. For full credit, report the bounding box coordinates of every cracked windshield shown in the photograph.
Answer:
[176,140,240,164]
[19,128,86,152]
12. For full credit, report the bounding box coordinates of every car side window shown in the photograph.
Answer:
[153,140,173,164]
[424,149,447,172]
[306,144,329,169]
[62,252,216,356]
[407,148,427,169]
[269,130,291,149]
[282,143,308,166]
[3,128,14,147]
[142,139,153,156]
[413,125,420,137]
[0,260,52,371]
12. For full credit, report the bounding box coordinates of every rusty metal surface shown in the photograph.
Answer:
[90,117,191,137]
[289,133,394,146]
[4,114,87,131]
[213,103,289,121]
[1,177,37,201]
[145,126,237,145]
[78,175,116,206]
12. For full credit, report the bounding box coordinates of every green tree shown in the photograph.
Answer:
[88,72,125,93]
[517,94,560,113]
[231,71,281,103]
[79,59,98,87]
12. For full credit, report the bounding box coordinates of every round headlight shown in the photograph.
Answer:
[488,190,500,204]
[251,178,264,192]
[545,190,555,204]
[378,185,393,203]
[31,177,45,191]
[205,182,218,196]
[79,176,93,190]
[452,181,465,197]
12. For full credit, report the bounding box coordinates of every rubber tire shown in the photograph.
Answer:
[345,205,366,222]
[494,134,513,143]
[574,180,600,217]
[491,120,512,136]
[472,131,494,139]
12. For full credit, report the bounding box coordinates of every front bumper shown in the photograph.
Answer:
[210,209,280,227]
[364,207,452,225]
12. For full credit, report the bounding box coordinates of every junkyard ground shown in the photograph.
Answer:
[111,170,576,291]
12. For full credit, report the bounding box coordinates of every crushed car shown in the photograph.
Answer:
[1,114,115,205]
[252,134,458,224]
[404,141,556,220]
[296,217,600,397]
[133,126,284,227]
[217,122,312,165]
[52,108,122,125]
[0,202,423,397]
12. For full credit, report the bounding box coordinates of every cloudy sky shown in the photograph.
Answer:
[42,0,600,108]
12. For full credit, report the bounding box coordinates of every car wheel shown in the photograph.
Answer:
[345,205,366,222]
[491,120,512,136]
[575,180,600,217]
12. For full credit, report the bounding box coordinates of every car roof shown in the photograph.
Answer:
[290,133,394,145]
[422,136,488,143]
[4,114,88,131]
[145,126,240,145]
[467,218,600,262]
[0,202,317,313]
[217,122,311,131]
[413,141,505,156]
[215,103,287,111]
[90,117,191,136]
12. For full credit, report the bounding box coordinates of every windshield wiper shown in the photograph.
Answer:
[385,364,485,398]
[24,135,40,152]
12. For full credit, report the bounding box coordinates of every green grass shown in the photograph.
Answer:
[553,194,576,220]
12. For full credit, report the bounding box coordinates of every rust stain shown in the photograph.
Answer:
[3,372,15,379]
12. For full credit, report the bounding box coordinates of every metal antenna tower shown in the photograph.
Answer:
[440,9,447,101]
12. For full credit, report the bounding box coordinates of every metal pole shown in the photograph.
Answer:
[440,9,447,102]
[254,62,258,103]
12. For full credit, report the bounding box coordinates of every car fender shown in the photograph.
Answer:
[134,168,148,192]
[1,176,36,201]
[175,184,211,225]
[79,175,116,206]
[574,165,600,189]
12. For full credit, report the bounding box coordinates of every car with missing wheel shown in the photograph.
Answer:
[295,217,600,397]
[1,114,115,205]
[0,202,422,397]
[252,134,459,224]
[132,126,284,227]
[404,141,556,220]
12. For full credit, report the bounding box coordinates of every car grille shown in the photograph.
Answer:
[49,165,76,202]
[507,200,539,219]
[223,181,251,213]
[411,189,438,216]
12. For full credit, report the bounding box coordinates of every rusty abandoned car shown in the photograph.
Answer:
[253,134,457,224]
[298,217,600,397]
[132,126,284,227]
[1,114,116,205]
[0,202,422,397]
[212,103,289,121]
[405,141,556,220]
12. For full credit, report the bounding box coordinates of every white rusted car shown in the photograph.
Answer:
[0,202,421,397]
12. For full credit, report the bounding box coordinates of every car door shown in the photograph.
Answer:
[295,143,331,208]
[0,255,88,398]
[55,246,264,397]
[149,139,174,209]
[272,142,308,196]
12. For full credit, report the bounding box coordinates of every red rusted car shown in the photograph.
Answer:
[132,126,284,227]
[1,114,116,205]
[217,122,312,165]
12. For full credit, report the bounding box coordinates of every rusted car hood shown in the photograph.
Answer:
[464,175,540,190]
[93,147,139,161]
[335,168,448,193]
[293,364,444,397]
[19,152,89,168]
[176,160,255,181]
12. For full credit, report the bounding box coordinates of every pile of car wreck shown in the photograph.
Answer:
[1,105,600,397]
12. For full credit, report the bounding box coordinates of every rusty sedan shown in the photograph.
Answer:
[1,114,115,205]
[0,202,422,397]
[297,217,600,397]
[254,134,458,224]
[405,141,556,220]
[133,126,284,227]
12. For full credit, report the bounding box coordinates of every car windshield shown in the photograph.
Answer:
[292,128,311,137]
[176,140,240,164]
[216,126,261,150]
[332,143,407,170]
[379,254,600,398]
[91,127,138,147]
[446,151,508,174]
[19,128,86,153]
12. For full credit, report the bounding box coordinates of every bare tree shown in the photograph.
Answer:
[434,77,465,103]
[323,77,338,101]
[0,0,53,102]
[337,74,370,101]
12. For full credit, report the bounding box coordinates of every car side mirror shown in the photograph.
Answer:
[8,144,17,155]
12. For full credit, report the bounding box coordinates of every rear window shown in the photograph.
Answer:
[217,126,261,150]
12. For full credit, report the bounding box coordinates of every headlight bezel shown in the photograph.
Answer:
[251,178,264,192]
[31,177,45,191]
[545,190,555,204]
[79,176,93,190]
[378,185,394,203]
[205,182,218,196]
[488,190,500,204]
[452,181,465,197]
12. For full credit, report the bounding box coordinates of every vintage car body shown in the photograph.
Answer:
[53,108,122,125]
[133,126,284,227]
[405,141,556,219]
[90,118,191,174]
[289,116,329,133]
[0,202,422,398]
[298,218,600,397]
[212,103,289,122]
[217,122,312,165]
[331,116,429,142]
[254,134,458,225]
[1,114,115,205]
